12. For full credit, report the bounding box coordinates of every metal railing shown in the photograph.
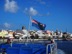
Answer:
[46,42,57,54]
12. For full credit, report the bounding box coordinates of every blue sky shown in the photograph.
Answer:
[0,0,72,33]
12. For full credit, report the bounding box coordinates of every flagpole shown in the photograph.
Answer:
[28,15,32,32]
[26,15,32,43]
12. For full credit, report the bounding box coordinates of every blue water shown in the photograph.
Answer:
[56,40,72,54]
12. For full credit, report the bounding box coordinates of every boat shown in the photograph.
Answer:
[0,39,57,54]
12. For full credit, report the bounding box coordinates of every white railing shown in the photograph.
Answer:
[46,42,57,54]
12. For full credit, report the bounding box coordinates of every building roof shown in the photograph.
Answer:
[15,30,24,34]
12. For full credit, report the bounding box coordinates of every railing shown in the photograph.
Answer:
[46,42,57,54]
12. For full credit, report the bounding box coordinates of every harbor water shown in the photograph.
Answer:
[57,40,72,54]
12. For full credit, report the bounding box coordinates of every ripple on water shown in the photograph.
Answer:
[57,49,65,54]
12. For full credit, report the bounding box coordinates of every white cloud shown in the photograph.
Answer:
[4,22,11,28]
[24,7,38,16]
[24,8,28,14]
[5,0,18,13]
[24,7,49,17]
[29,7,38,16]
